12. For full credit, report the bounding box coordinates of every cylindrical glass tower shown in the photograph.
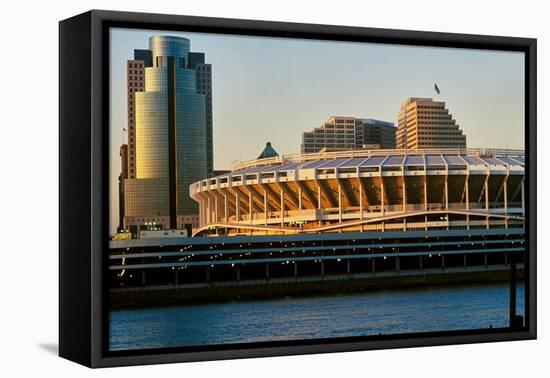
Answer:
[134,36,207,218]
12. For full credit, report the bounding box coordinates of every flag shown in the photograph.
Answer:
[434,83,440,95]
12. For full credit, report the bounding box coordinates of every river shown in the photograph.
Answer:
[109,282,524,351]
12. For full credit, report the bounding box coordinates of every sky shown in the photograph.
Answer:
[109,27,525,234]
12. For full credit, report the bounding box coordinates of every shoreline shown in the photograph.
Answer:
[110,265,523,310]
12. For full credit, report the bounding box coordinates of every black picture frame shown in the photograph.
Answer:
[59,9,537,368]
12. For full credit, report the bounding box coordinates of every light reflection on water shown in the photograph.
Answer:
[109,282,524,351]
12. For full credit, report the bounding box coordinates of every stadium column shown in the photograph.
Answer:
[402,174,406,212]
[207,196,211,224]
[215,193,219,224]
[465,168,470,229]
[249,191,253,225]
[235,192,240,222]
[443,154,449,211]
[402,170,407,230]
[224,194,228,223]
[280,188,285,227]
[298,186,302,211]
[317,185,322,227]
[445,174,449,210]
[197,199,201,227]
[380,176,385,216]
[338,183,343,223]
[424,172,428,230]
[359,181,364,221]
[504,167,509,228]
[424,174,428,210]
[485,166,490,229]
[263,190,268,226]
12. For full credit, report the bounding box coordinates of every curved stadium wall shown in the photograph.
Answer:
[190,148,525,236]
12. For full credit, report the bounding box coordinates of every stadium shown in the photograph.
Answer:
[190,148,525,237]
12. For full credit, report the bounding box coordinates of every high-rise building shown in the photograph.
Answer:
[187,52,213,177]
[122,36,212,235]
[126,50,152,179]
[357,118,396,149]
[301,116,396,153]
[396,97,466,149]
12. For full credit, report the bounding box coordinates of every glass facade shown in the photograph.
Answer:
[125,36,209,227]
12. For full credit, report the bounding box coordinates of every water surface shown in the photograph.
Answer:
[110,282,524,351]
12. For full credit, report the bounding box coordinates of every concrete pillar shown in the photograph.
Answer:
[424,176,428,211]
[235,192,240,222]
[215,195,219,223]
[503,177,508,212]
[359,182,364,220]
[280,188,285,227]
[249,191,253,225]
[338,184,343,223]
[485,177,489,211]
[445,175,449,210]
[402,176,406,212]
[224,194,228,223]
[465,175,470,229]
[380,177,385,216]
[317,185,322,227]
[207,196,211,224]
[298,187,302,211]
[465,176,470,210]
[263,190,268,226]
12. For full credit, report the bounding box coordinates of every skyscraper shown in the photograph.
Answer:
[301,116,395,153]
[122,36,212,235]
[187,52,213,177]
[126,49,152,179]
[396,97,466,149]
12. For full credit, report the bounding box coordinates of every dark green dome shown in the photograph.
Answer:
[257,142,279,159]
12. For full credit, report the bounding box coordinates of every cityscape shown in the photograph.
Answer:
[108,31,526,351]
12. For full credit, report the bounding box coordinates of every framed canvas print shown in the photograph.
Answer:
[59,10,537,368]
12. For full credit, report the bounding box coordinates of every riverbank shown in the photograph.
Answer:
[110,264,523,309]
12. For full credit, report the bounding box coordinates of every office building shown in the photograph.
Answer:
[301,116,396,153]
[122,36,212,235]
[396,98,466,149]
[126,49,152,179]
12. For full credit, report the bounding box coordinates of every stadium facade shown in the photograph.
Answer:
[190,148,524,237]
[108,147,525,297]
